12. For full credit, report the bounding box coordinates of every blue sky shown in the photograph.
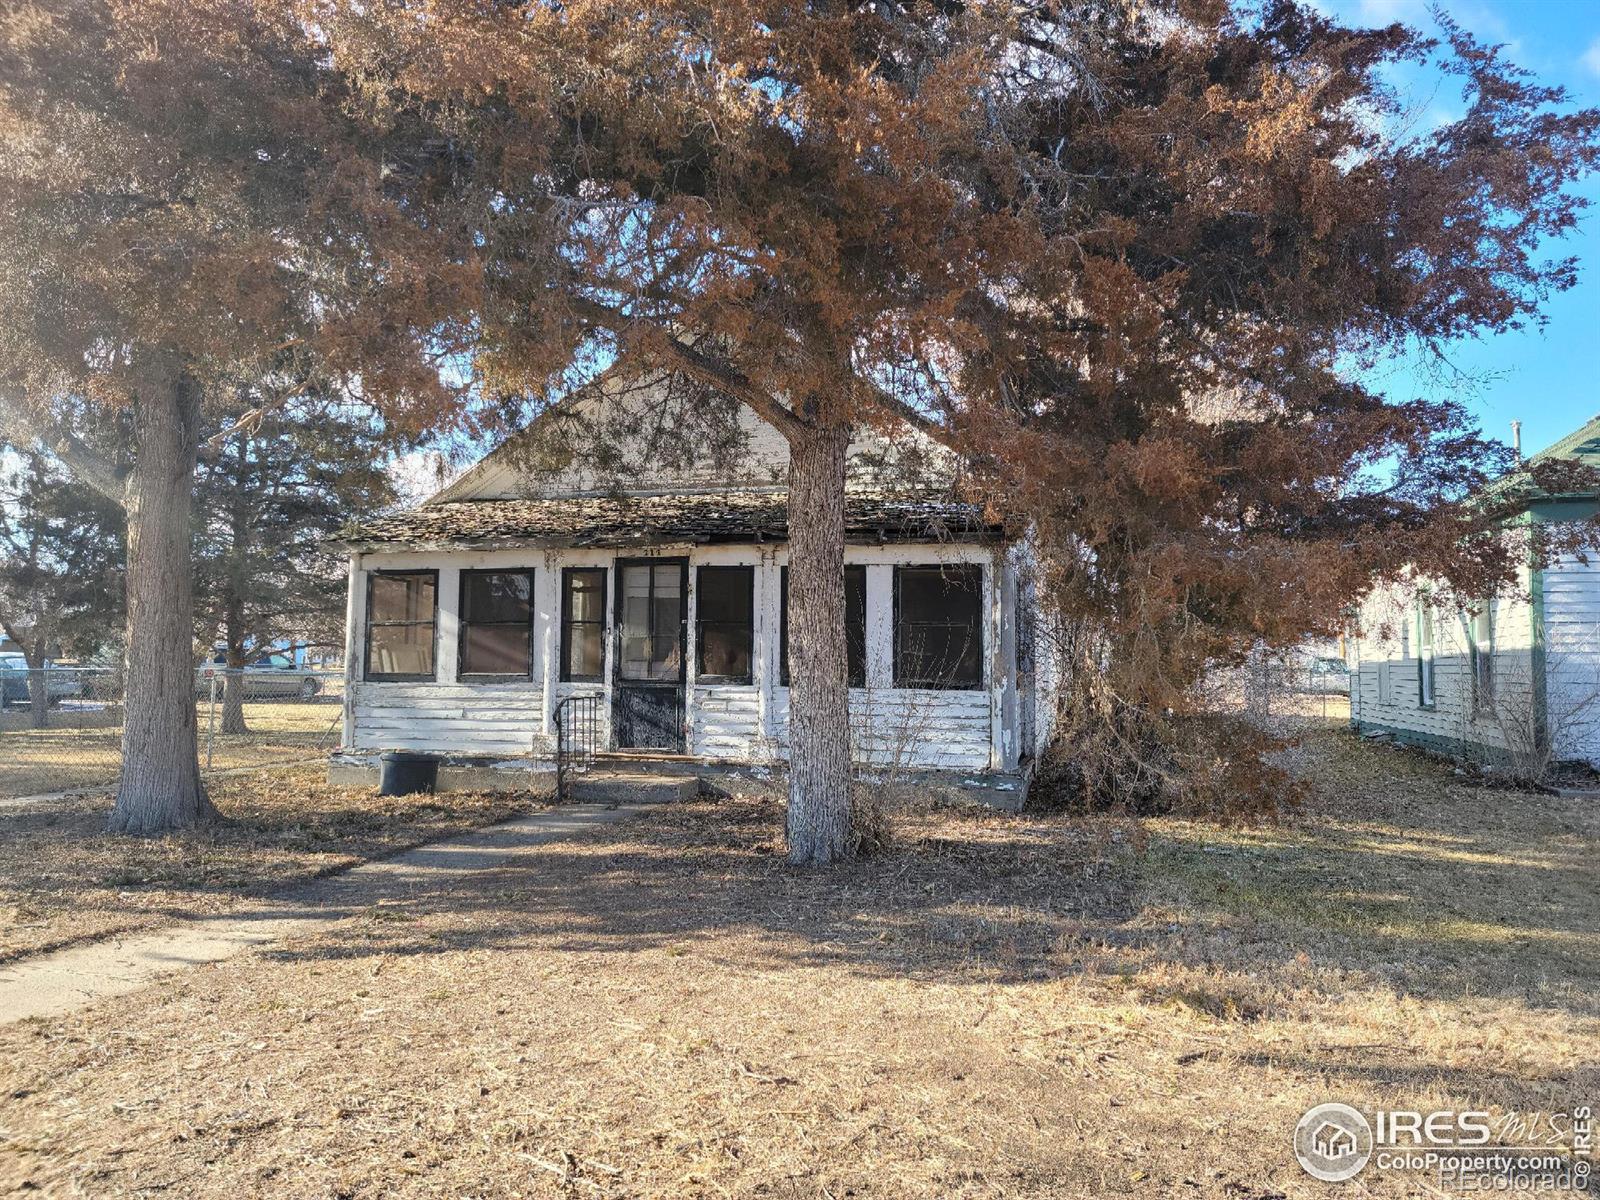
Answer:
[1312,0,1600,458]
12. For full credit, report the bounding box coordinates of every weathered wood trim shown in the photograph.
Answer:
[342,552,363,751]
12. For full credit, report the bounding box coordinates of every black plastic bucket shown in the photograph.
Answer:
[379,751,439,796]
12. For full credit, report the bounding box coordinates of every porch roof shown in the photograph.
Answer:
[338,489,1003,551]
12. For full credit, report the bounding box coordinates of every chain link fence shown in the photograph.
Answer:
[1202,651,1352,730]
[0,666,345,800]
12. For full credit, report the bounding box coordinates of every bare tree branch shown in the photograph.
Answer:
[0,393,128,507]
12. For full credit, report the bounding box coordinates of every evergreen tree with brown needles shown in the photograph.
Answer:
[323,0,1599,848]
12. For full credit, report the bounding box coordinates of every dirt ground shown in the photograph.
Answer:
[1,726,1595,1198]
[0,766,547,962]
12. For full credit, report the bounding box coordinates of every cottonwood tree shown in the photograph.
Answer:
[0,445,126,724]
[0,2,464,831]
[194,397,396,734]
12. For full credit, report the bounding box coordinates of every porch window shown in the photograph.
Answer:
[561,568,606,682]
[458,570,534,677]
[894,564,983,690]
[1416,597,1436,708]
[780,565,867,688]
[364,570,437,681]
[696,566,754,684]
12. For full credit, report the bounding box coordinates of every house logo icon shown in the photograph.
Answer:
[1294,1103,1373,1182]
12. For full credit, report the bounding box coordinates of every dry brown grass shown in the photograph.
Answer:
[1,727,1596,1198]
[0,765,548,962]
[0,700,343,798]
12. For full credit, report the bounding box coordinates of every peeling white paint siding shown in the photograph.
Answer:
[352,681,546,756]
[345,542,1032,774]
[341,552,364,751]
[1539,555,1600,764]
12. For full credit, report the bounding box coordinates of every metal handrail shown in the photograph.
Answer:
[552,693,602,803]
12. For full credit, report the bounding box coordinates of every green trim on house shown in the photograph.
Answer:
[1523,497,1600,524]
[1350,719,1519,766]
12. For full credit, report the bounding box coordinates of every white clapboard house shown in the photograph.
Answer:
[1350,413,1600,767]
[331,373,1059,803]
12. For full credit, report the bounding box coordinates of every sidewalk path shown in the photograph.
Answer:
[0,801,650,1024]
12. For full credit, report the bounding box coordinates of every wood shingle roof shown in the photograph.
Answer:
[338,489,1001,550]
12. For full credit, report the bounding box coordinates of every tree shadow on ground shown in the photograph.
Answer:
[252,749,1600,1024]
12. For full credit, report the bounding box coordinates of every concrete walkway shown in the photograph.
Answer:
[0,800,651,1025]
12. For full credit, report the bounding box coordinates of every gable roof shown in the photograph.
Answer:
[426,366,951,505]
[1528,413,1600,474]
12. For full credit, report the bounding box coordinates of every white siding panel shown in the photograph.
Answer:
[352,682,544,756]
[770,688,993,771]
[691,685,765,760]
[1541,557,1600,764]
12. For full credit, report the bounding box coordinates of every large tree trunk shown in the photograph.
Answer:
[108,368,216,834]
[785,423,853,865]
[22,637,50,730]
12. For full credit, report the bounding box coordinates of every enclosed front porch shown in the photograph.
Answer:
[335,539,1036,784]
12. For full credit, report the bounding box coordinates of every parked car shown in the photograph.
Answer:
[0,653,86,708]
[197,653,324,700]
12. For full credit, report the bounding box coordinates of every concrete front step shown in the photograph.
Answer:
[568,771,701,805]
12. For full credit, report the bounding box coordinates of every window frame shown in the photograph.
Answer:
[456,568,536,681]
[363,569,439,683]
[560,566,608,683]
[1416,597,1436,710]
[1468,601,1495,713]
[893,564,985,691]
[695,564,756,686]
[780,564,868,689]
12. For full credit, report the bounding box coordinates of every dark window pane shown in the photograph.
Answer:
[896,565,983,688]
[370,573,434,623]
[845,566,867,687]
[462,624,530,675]
[700,625,752,681]
[697,567,753,683]
[697,567,753,623]
[463,572,531,624]
[368,623,435,678]
[898,566,980,626]
[901,625,981,687]
[567,624,603,679]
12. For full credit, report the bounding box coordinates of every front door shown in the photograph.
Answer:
[613,558,687,751]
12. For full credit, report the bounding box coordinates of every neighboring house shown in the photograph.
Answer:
[1349,414,1600,766]
[331,372,1060,797]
